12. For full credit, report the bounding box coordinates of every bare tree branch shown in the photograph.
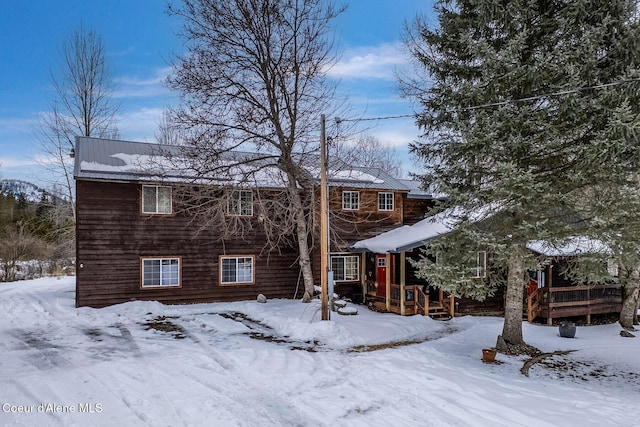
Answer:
[167,0,345,302]
[36,25,120,222]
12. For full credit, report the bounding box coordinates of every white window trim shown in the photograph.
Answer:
[378,192,394,211]
[607,259,619,277]
[342,191,360,211]
[142,185,172,215]
[537,270,546,288]
[331,254,360,282]
[220,255,255,285]
[141,257,181,288]
[472,251,487,278]
[227,190,254,216]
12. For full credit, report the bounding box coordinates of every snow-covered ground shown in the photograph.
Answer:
[1,277,638,427]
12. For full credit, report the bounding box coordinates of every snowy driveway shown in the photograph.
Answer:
[1,277,639,426]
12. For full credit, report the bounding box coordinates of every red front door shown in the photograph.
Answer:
[376,255,387,297]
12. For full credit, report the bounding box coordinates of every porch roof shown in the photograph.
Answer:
[350,203,605,256]
[349,209,457,253]
[526,237,610,256]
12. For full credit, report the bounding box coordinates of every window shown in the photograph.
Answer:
[228,190,253,216]
[342,191,360,210]
[472,251,487,278]
[141,258,180,288]
[142,185,172,214]
[378,192,394,211]
[220,256,255,285]
[607,259,619,277]
[537,271,545,288]
[331,255,359,281]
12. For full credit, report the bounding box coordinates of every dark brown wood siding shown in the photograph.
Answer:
[327,187,405,249]
[313,188,407,291]
[402,197,437,225]
[75,180,300,307]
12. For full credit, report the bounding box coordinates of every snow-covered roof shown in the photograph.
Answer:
[73,137,422,193]
[350,205,496,253]
[352,208,610,257]
[350,217,450,253]
[526,237,610,256]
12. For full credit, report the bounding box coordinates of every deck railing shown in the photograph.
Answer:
[527,284,622,322]
[365,282,454,318]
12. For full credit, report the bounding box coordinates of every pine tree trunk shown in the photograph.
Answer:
[620,284,639,329]
[501,248,526,346]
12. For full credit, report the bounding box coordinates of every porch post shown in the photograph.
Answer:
[361,252,367,301]
[586,286,591,325]
[385,253,391,311]
[547,264,553,326]
[400,251,406,316]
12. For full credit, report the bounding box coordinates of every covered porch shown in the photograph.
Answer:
[525,239,622,324]
[350,214,457,319]
[357,252,455,319]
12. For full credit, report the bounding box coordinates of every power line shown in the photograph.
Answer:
[459,77,640,111]
[335,76,640,123]
[335,113,414,123]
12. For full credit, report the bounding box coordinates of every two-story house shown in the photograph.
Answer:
[73,136,436,308]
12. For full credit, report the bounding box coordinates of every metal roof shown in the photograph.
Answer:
[74,136,432,195]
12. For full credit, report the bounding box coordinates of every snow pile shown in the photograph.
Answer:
[1,277,639,426]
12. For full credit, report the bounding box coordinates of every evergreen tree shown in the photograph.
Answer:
[402,0,640,349]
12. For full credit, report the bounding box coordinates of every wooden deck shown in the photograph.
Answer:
[527,284,622,324]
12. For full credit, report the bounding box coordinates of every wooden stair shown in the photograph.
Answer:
[428,304,451,321]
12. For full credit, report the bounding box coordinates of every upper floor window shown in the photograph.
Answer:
[220,255,255,285]
[342,191,360,210]
[142,185,172,215]
[228,190,253,216]
[141,257,181,288]
[378,192,394,211]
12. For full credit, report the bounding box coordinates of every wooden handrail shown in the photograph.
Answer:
[415,286,429,316]
[527,286,543,323]
[546,284,620,293]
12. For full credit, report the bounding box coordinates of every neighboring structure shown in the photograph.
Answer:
[73,136,437,308]
[351,212,622,323]
[525,238,622,325]
[350,207,504,318]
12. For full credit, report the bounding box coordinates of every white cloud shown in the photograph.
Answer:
[117,107,165,141]
[113,67,173,99]
[0,117,38,135]
[327,42,411,80]
[0,156,38,169]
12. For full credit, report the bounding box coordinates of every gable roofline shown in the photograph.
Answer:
[74,136,432,194]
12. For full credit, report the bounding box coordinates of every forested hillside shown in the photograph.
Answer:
[0,179,74,281]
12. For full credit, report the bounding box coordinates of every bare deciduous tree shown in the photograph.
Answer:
[331,133,402,177]
[155,109,182,146]
[167,0,345,302]
[0,222,51,282]
[37,25,119,221]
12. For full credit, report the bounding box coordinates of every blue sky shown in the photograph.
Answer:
[0,0,434,187]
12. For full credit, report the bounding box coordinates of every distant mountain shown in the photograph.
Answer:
[0,179,66,204]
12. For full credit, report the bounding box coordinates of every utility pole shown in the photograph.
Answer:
[320,114,329,320]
